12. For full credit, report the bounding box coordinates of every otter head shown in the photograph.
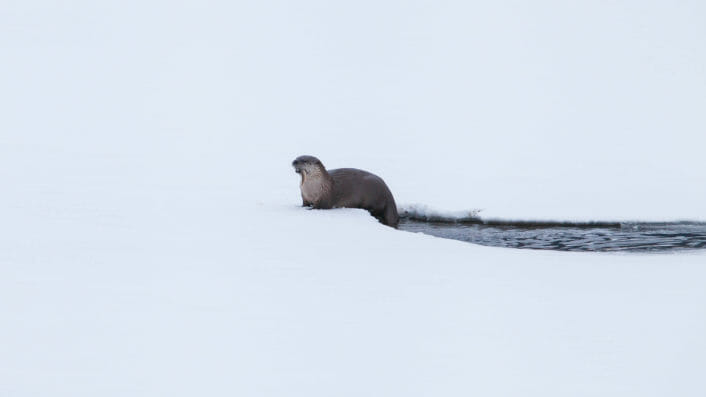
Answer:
[292,155,326,179]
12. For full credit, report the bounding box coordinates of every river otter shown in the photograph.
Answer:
[292,155,399,227]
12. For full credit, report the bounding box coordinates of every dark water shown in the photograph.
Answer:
[398,219,706,253]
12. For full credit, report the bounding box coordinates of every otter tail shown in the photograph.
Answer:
[384,204,400,228]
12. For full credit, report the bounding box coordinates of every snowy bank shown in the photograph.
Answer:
[2,1,706,396]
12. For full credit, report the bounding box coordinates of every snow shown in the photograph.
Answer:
[399,204,481,222]
[2,1,706,396]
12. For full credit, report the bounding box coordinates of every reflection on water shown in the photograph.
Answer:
[398,219,706,252]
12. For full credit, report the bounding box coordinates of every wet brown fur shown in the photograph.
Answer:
[293,155,399,228]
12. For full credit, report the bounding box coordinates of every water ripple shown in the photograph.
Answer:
[398,220,706,253]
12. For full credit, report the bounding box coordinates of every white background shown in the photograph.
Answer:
[2,1,705,396]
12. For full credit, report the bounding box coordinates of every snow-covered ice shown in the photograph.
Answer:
[2,1,706,396]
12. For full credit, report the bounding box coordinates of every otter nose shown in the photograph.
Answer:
[292,159,300,166]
